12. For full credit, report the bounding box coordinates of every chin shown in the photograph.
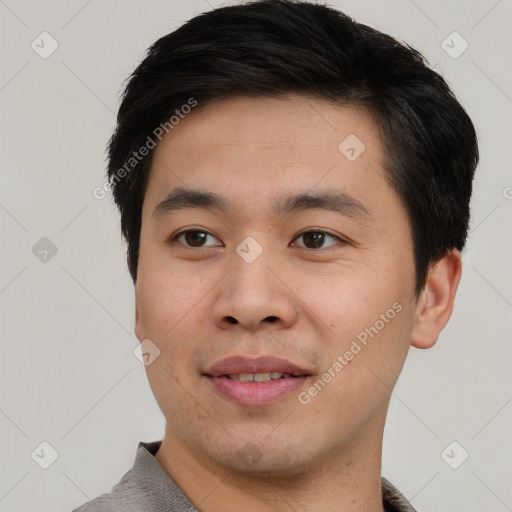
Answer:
[206,438,317,478]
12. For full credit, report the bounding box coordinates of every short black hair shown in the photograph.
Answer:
[107,0,478,297]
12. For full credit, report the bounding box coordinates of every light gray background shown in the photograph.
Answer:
[0,1,510,511]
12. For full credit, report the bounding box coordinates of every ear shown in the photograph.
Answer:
[410,248,462,349]
[134,298,142,343]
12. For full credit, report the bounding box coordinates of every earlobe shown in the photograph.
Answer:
[134,301,142,342]
[410,249,463,349]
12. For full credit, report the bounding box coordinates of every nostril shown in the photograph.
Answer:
[266,316,278,323]
[226,316,238,324]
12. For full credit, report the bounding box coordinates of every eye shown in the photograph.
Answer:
[291,230,344,250]
[167,228,345,250]
[168,229,222,248]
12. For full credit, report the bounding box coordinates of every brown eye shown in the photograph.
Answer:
[292,230,343,249]
[170,230,222,248]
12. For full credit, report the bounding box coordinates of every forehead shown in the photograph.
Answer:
[152,94,382,162]
[143,94,397,223]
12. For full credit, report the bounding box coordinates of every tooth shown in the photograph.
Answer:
[226,373,288,382]
[254,372,271,382]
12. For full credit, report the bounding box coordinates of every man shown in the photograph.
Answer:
[74,1,478,511]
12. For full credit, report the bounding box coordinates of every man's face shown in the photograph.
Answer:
[135,94,419,475]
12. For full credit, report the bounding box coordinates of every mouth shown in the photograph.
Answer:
[222,372,304,382]
[203,355,312,406]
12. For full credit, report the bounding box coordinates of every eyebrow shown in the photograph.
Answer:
[152,186,371,221]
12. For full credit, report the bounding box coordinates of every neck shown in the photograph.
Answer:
[155,413,387,512]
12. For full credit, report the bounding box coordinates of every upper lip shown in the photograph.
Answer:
[204,355,311,377]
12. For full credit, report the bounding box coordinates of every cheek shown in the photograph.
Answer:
[136,248,190,332]
[307,265,416,388]
[307,264,407,330]
[135,260,210,373]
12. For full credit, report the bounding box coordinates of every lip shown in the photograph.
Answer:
[203,355,312,406]
[204,355,311,377]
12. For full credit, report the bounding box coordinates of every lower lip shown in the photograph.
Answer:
[206,376,309,406]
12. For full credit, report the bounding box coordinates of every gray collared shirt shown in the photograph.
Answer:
[72,441,417,512]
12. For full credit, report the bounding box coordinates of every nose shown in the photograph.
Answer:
[212,246,299,332]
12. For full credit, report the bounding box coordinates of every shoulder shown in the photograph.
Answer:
[70,440,199,512]
[71,468,144,512]
[382,477,418,512]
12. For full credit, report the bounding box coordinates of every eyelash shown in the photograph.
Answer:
[167,228,347,250]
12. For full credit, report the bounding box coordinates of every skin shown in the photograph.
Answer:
[134,94,462,512]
